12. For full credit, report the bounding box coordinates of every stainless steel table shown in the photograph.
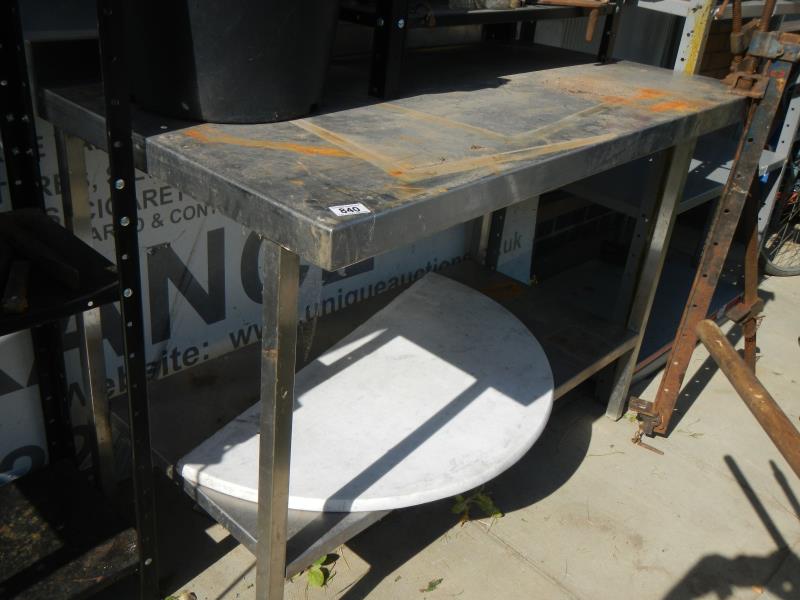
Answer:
[43,44,745,599]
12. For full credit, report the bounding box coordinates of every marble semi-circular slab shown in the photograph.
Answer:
[179,273,554,512]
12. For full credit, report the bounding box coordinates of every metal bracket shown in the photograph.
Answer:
[748,30,800,63]
[628,396,660,436]
[748,30,785,60]
[731,20,759,57]
[726,72,770,98]
[725,297,765,324]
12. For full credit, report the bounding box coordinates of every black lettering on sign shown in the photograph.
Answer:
[328,203,370,216]
[40,173,61,197]
[67,380,87,410]
[503,231,523,254]
[0,369,25,396]
[0,358,37,396]
[229,323,262,349]
[147,227,226,344]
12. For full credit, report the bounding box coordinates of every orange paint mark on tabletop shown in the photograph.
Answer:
[633,88,666,100]
[183,125,351,158]
[650,100,696,113]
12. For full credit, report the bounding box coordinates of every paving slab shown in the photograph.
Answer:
[285,505,577,600]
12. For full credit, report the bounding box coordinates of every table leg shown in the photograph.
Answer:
[605,140,696,419]
[611,153,671,325]
[255,241,300,600]
[55,129,116,497]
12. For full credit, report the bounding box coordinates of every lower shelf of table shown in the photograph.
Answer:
[0,461,138,599]
[109,259,636,576]
[188,484,389,578]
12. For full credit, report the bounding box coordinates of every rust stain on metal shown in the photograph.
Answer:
[600,92,706,113]
[633,88,667,100]
[183,125,351,158]
[536,71,716,114]
[649,100,698,113]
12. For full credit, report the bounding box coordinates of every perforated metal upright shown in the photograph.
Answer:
[0,1,160,597]
[95,0,160,596]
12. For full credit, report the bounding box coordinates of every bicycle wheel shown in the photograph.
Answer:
[762,190,800,276]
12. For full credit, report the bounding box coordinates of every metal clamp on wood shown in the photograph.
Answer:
[628,396,659,437]
[725,297,765,324]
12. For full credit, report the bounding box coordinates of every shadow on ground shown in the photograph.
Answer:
[97,473,240,599]
[338,390,596,600]
[663,457,800,600]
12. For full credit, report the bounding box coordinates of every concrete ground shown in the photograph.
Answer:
[103,274,800,600]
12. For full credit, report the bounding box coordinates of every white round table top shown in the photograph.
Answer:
[179,273,554,512]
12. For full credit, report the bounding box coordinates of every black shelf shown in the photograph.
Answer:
[1,0,158,597]
[340,0,597,28]
[339,0,617,98]
[0,461,138,600]
[0,210,119,336]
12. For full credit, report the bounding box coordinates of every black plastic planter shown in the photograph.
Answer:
[125,1,339,124]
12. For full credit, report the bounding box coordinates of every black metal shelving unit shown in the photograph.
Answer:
[340,0,620,98]
[0,1,159,598]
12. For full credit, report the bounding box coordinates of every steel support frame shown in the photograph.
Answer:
[254,242,300,600]
[365,1,619,98]
[757,69,800,238]
[641,57,792,436]
[605,141,698,419]
[29,325,76,462]
[597,0,621,63]
[95,0,160,597]
[673,0,717,75]
[369,0,409,99]
[1,0,76,465]
[0,0,43,210]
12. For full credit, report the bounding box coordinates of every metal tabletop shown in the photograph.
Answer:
[42,45,745,271]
